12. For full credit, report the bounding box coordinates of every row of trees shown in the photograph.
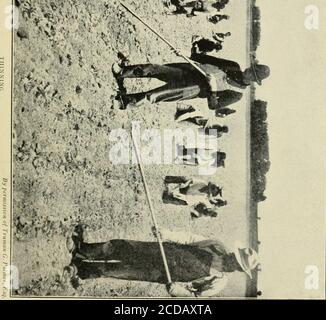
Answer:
[251,100,270,203]
[251,0,261,52]
[249,1,268,297]
[250,1,269,204]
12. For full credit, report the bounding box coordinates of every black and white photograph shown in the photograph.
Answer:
[0,0,325,301]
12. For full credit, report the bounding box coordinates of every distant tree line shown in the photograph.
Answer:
[251,100,270,203]
[251,1,261,52]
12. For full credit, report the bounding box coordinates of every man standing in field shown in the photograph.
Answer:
[112,53,270,113]
[66,224,259,297]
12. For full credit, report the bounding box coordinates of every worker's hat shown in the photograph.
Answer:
[234,242,259,279]
[251,64,270,86]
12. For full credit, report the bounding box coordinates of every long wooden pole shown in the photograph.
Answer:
[131,133,172,284]
[120,2,208,77]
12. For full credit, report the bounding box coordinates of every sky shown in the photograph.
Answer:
[256,0,326,299]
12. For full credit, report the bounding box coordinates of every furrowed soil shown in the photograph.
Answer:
[13,0,250,297]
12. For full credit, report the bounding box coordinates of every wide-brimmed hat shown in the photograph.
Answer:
[234,242,259,279]
[251,64,270,85]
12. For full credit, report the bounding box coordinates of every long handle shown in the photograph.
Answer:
[120,2,207,77]
[131,133,172,284]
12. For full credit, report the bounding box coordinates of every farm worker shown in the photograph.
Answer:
[66,224,259,297]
